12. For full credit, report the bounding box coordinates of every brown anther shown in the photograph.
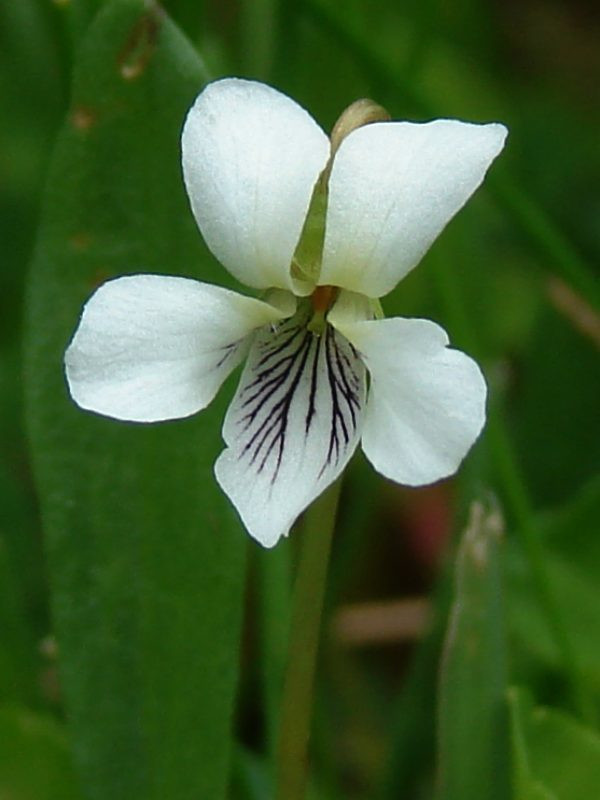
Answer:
[311,285,338,312]
[319,98,391,188]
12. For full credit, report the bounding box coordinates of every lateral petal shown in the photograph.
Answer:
[64,274,292,422]
[320,119,507,297]
[182,78,330,292]
[215,308,366,547]
[333,316,487,485]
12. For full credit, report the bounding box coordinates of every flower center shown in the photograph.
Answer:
[308,285,338,334]
[310,285,338,313]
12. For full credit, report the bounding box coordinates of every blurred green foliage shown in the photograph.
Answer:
[509,687,600,799]
[436,500,508,800]
[1,0,598,798]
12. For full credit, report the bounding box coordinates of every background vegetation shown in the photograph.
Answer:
[1,0,599,798]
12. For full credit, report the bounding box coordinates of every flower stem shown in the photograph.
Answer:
[275,479,342,800]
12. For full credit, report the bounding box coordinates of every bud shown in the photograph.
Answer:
[329,98,391,157]
[292,98,390,287]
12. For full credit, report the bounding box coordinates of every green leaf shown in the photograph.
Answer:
[0,347,45,708]
[56,0,105,45]
[509,689,557,800]
[436,500,510,800]
[508,549,600,690]
[0,532,37,705]
[508,688,600,800]
[23,2,246,799]
[0,705,82,800]
[507,477,600,691]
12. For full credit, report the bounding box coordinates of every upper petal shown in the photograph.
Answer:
[181,78,330,292]
[320,119,507,297]
[64,275,292,422]
[215,307,366,547]
[332,315,487,485]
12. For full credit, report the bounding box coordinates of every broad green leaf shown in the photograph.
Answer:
[0,704,82,800]
[508,688,600,800]
[24,2,246,799]
[436,500,509,800]
[0,532,37,705]
[55,0,105,45]
[0,348,45,708]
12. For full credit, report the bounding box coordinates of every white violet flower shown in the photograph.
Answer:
[64,78,507,548]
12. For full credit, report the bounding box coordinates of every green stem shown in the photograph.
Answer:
[275,479,342,800]
[260,544,293,757]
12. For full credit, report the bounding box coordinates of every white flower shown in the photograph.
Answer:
[64,78,507,548]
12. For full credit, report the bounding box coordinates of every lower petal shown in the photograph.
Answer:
[333,316,487,486]
[215,308,367,547]
[64,274,292,422]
